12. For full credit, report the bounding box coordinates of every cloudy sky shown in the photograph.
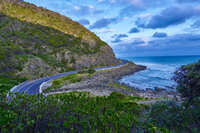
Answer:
[25,0,200,57]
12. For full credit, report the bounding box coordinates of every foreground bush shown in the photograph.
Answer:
[0,92,149,133]
[173,60,200,101]
[2,92,199,132]
[145,101,200,133]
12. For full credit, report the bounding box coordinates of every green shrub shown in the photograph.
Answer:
[88,68,96,74]
[46,74,83,91]
[0,75,27,94]
[0,92,146,133]
[173,60,200,101]
[145,101,200,133]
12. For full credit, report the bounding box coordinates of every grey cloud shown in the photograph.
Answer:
[111,38,122,43]
[129,27,140,33]
[113,34,200,57]
[136,6,200,29]
[153,32,168,38]
[111,34,128,43]
[118,0,171,17]
[119,5,145,17]
[191,20,200,28]
[112,34,128,38]
[78,19,90,25]
[130,38,145,45]
[90,18,118,29]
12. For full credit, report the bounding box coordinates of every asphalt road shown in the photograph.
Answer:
[10,61,128,95]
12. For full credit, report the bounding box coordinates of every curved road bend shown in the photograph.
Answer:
[10,61,128,95]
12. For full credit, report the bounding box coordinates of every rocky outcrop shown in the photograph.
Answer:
[74,45,120,69]
[17,58,56,79]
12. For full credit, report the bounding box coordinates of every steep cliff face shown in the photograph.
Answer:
[0,0,120,79]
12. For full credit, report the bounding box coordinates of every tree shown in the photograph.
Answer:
[173,60,200,101]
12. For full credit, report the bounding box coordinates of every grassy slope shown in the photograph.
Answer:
[0,0,104,44]
[45,74,84,92]
[0,0,112,78]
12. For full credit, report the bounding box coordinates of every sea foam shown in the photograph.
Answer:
[120,56,200,91]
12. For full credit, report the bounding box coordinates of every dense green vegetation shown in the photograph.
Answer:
[1,91,200,132]
[0,14,100,75]
[145,101,200,133]
[0,92,150,133]
[174,60,200,102]
[0,0,112,79]
[0,75,26,94]
[78,67,96,75]
[1,61,200,132]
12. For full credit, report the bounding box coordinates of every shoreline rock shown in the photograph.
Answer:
[45,61,179,99]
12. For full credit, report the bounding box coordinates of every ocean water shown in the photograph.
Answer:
[119,55,200,91]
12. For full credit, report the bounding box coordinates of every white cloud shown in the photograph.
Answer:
[74,6,80,11]
[94,28,116,33]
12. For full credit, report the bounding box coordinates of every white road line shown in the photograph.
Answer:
[10,61,128,94]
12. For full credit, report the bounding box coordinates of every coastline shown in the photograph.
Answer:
[44,61,178,99]
[44,62,144,96]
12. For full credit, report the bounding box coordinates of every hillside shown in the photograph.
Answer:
[0,0,119,79]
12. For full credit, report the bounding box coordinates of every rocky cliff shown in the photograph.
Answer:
[0,0,120,79]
